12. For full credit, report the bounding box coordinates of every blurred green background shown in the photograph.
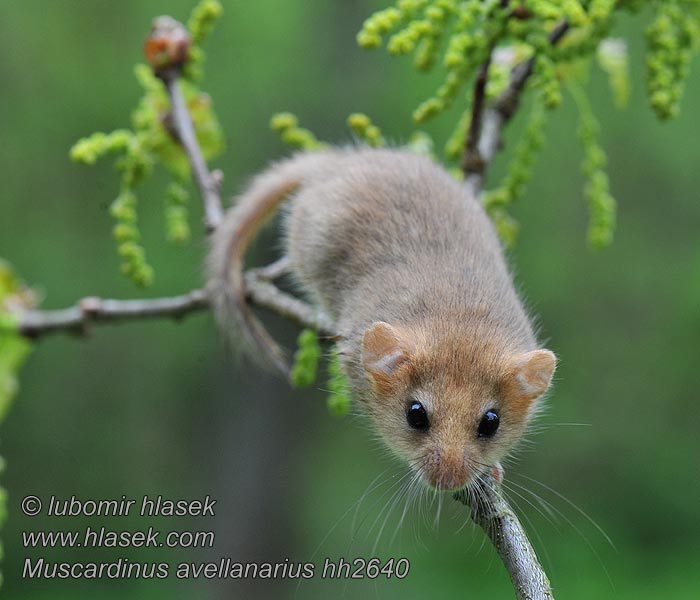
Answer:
[1,1,699,599]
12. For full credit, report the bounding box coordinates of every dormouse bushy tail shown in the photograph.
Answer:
[206,151,332,375]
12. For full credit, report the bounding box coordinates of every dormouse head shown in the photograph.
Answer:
[361,321,556,491]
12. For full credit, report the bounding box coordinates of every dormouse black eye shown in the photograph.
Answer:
[477,410,500,438]
[406,401,429,431]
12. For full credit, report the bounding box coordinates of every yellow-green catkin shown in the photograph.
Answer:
[70,130,133,165]
[270,113,325,150]
[388,18,435,56]
[413,2,490,124]
[414,36,439,71]
[110,189,154,287]
[443,107,470,161]
[561,0,590,27]
[326,350,351,417]
[188,0,223,45]
[71,129,159,288]
[535,54,562,110]
[645,1,700,120]
[185,0,224,81]
[290,329,321,388]
[357,6,404,49]
[589,0,617,24]
[569,82,616,248]
[414,68,468,122]
[347,113,386,147]
[528,24,562,110]
[165,181,191,244]
[579,112,616,248]
[388,1,456,71]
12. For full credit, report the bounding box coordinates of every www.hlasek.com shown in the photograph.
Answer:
[20,494,410,581]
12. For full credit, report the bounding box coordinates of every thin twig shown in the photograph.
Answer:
[144,16,224,233]
[463,20,570,196]
[455,477,554,600]
[250,256,291,281]
[462,49,494,178]
[162,73,224,233]
[244,271,334,336]
[18,290,209,338]
[16,271,332,339]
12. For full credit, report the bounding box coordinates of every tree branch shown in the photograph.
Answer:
[163,74,224,233]
[243,271,334,336]
[145,16,224,234]
[249,256,291,282]
[455,477,554,600]
[16,273,332,340]
[17,290,209,338]
[463,20,570,196]
[461,49,494,178]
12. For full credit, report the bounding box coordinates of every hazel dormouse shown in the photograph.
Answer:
[208,147,556,492]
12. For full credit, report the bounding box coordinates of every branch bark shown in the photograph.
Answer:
[17,290,208,338]
[16,274,331,340]
[162,73,224,233]
[461,49,494,178]
[243,271,334,336]
[455,478,554,600]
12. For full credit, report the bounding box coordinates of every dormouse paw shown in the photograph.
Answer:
[491,462,504,483]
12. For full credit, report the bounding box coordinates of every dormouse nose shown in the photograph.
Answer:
[426,448,470,491]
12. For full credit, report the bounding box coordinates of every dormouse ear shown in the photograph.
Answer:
[504,349,557,409]
[362,322,416,392]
